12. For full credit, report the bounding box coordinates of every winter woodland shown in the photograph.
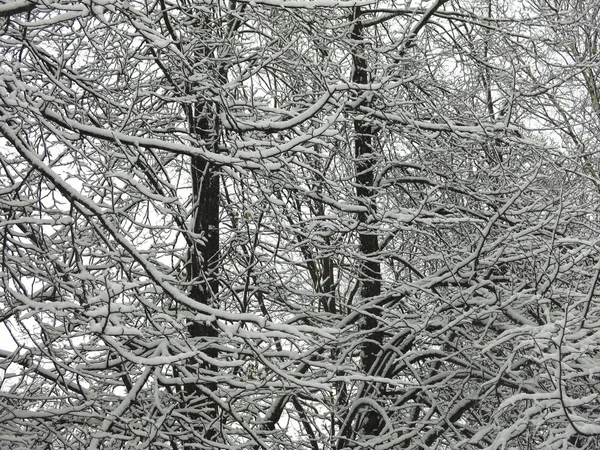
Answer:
[1,0,600,448]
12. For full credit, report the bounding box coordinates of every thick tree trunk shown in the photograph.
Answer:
[179,6,245,447]
[351,5,384,440]
[181,103,221,447]
[180,10,224,441]
[189,110,221,309]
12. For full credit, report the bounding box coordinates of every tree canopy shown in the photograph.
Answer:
[1,0,600,448]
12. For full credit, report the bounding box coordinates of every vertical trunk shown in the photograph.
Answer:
[189,110,221,310]
[181,103,221,446]
[351,5,384,439]
[180,9,224,445]
[179,6,244,446]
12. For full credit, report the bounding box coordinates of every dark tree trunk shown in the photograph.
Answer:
[351,5,384,440]
[181,103,222,447]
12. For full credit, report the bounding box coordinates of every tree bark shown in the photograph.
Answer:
[180,9,224,446]
[351,5,384,440]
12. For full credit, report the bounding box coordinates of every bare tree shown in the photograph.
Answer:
[2,0,600,449]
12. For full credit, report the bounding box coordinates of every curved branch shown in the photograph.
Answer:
[0,349,87,397]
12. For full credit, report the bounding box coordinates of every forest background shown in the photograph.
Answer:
[1,0,600,448]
